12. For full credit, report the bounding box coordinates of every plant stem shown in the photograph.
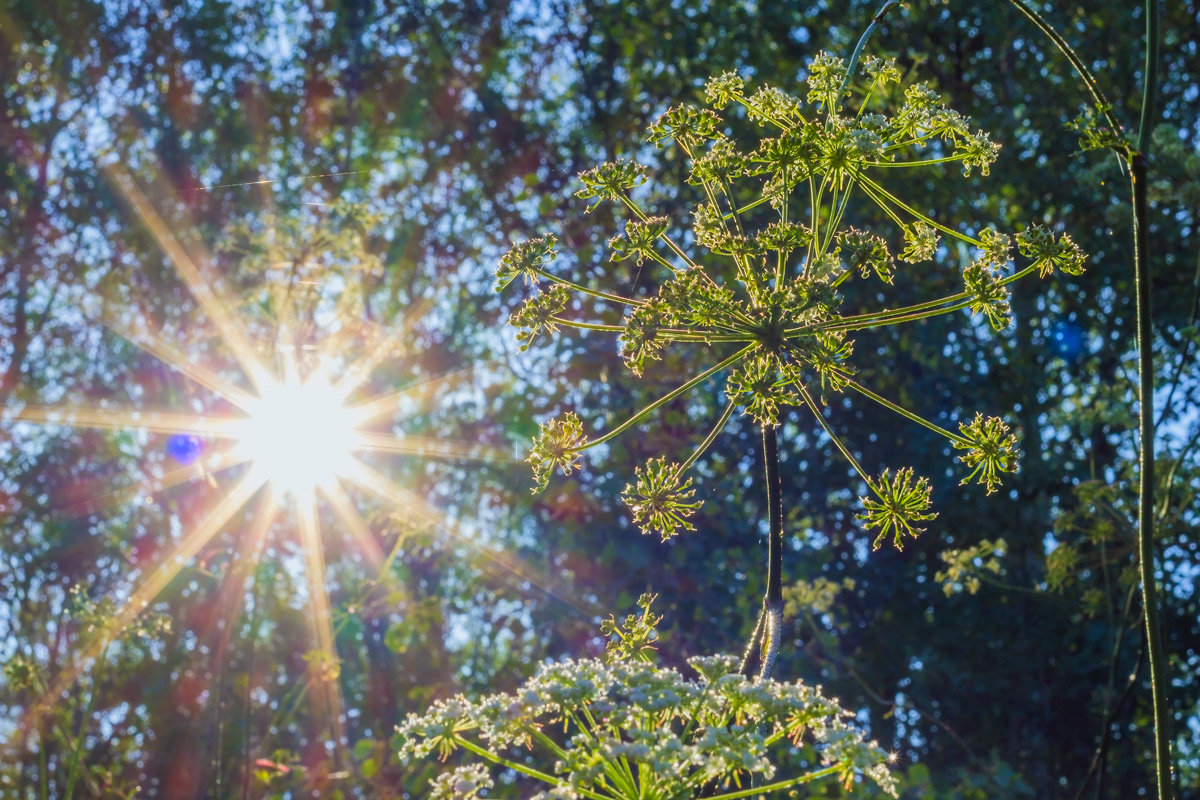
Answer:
[738,608,766,677]
[1132,108,1174,800]
[1006,0,1122,137]
[537,269,643,307]
[843,0,902,89]
[707,762,844,799]
[64,644,107,800]
[583,345,755,450]
[760,424,784,679]
[845,378,965,444]
[678,400,738,474]
[1129,0,1173,794]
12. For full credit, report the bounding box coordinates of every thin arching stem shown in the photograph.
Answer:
[843,0,903,89]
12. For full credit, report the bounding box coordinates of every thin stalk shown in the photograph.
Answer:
[1132,147,1174,800]
[871,155,970,168]
[546,317,754,342]
[1006,0,1123,136]
[619,194,703,271]
[843,0,903,91]
[453,737,610,800]
[582,345,755,450]
[845,378,965,443]
[706,763,844,799]
[64,644,107,800]
[760,425,785,680]
[794,381,872,485]
[860,176,982,246]
[809,261,1044,335]
[811,295,974,333]
[678,399,738,474]
[776,167,789,287]
[1130,0,1173,792]
[537,269,644,307]
[738,608,767,677]
[819,182,844,255]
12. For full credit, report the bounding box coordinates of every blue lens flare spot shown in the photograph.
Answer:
[1050,321,1085,361]
[167,434,204,465]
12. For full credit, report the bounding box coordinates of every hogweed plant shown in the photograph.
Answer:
[496,50,1083,679]
[395,596,898,800]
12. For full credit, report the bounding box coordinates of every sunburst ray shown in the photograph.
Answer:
[24,469,267,739]
[295,495,347,756]
[344,462,595,620]
[103,164,271,392]
[99,310,257,411]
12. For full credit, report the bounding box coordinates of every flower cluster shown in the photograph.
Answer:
[395,654,898,799]
[496,51,1084,546]
[857,467,937,551]
[527,411,587,492]
[621,457,701,540]
[954,413,1020,493]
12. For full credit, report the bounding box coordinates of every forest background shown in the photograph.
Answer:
[0,1,1197,798]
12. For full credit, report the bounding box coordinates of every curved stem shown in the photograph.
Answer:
[860,176,982,247]
[794,381,872,485]
[843,0,902,90]
[1005,0,1123,137]
[537,269,644,307]
[678,399,738,475]
[1129,0,1172,792]
[1132,150,1174,800]
[454,737,610,800]
[845,378,965,444]
[738,608,767,678]
[707,763,844,799]
[64,643,108,800]
[582,345,755,450]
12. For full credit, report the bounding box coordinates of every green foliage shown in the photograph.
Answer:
[935,539,1008,597]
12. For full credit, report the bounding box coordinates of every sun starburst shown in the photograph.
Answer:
[0,167,546,766]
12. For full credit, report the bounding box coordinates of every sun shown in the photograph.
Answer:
[231,365,366,501]
[2,169,536,765]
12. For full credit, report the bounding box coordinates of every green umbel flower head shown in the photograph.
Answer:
[955,413,1020,494]
[527,412,587,493]
[858,467,937,550]
[622,457,702,540]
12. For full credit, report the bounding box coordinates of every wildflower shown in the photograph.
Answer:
[1016,225,1088,276]
[858,467,936,550]
[495,234,557,291]
[954,413,1019,493]
[649,104,721,150]
[838,227,893,282]
[900,221,939,263]
[963,259,1012,330]
[622,458,702,540]
[576,160,648,210]
[704,70,745,109]
[527,412,587,493]
[609,216,670,266]
[510,284,571,351]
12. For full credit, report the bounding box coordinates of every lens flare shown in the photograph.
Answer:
[232,369,364,499]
